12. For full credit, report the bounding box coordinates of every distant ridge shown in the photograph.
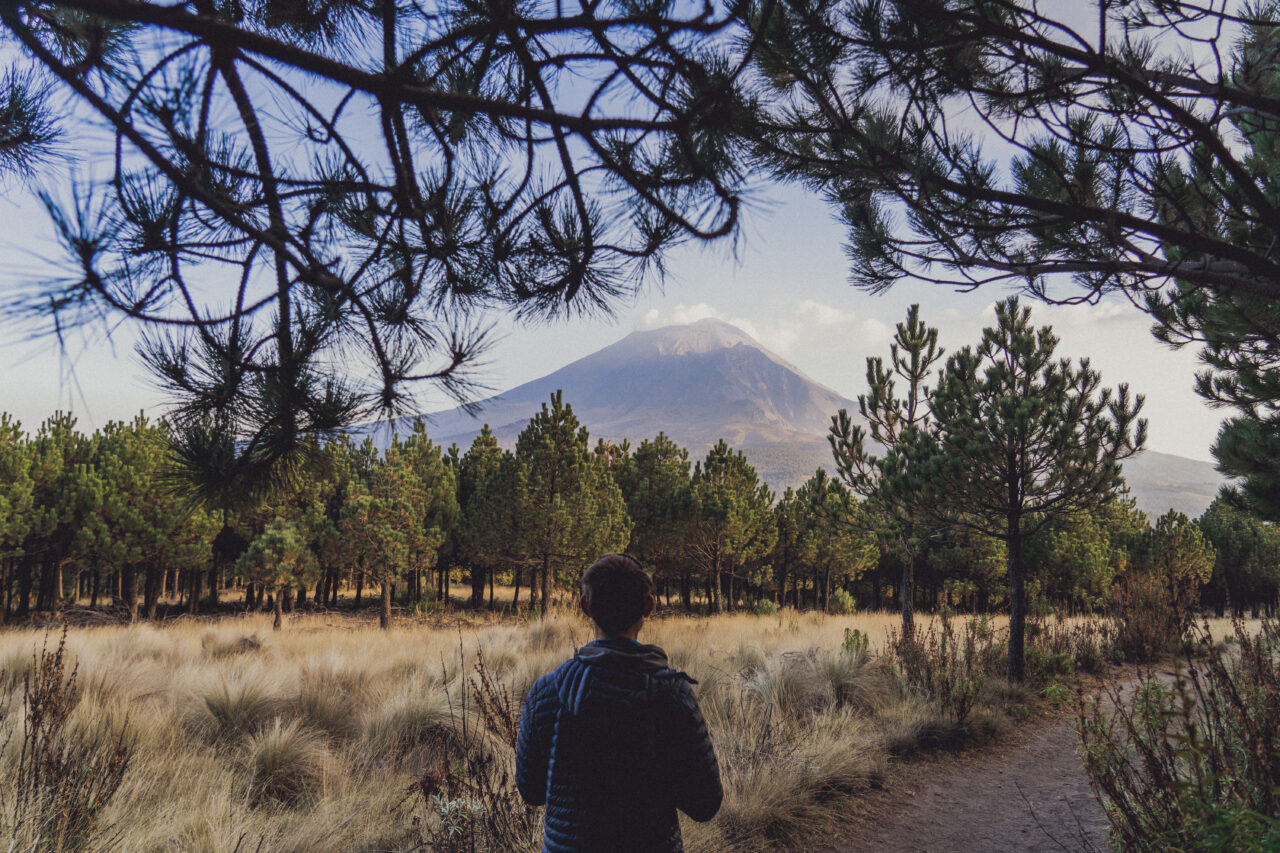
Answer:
[358,318,1224,518]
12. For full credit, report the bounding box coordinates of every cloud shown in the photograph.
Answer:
[857,318,893,348]
[640,302,724,329]
[639,298,859,357]
[796,299,856,326]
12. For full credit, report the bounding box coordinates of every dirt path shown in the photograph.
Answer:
[830,669,1177,852]
[847,716,1106,852]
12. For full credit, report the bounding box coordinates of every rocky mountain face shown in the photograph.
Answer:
[363,318,1223,518]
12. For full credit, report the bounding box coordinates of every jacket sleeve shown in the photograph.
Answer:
[515,673,557,806]
[667,678,723,822]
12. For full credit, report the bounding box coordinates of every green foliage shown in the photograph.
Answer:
[1198,496,1280,611]
[841,628,869,659]
[514,392,630,613]
[683,440,775,612]
[612,432,691,588]
[829,304,944,633]
[907,298,1146,681]
[1148,510,1216,588]
[748,0,1280,529]
[829,587,856,616]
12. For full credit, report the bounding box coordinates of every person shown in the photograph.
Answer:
[515,553,722,852]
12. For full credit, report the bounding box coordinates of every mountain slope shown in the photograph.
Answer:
[379,318,857,452]
[360,318,1224,517]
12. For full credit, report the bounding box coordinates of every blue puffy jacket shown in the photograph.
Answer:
[515,638,722,852]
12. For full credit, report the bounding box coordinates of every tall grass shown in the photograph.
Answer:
[0,610,1043,851]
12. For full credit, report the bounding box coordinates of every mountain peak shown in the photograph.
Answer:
[621,317,758,358]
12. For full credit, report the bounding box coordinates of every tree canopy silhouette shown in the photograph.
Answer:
[0,0,751,495]
[743,0,1280,511]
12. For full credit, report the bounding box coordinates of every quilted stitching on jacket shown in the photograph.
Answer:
[516,641,722,852]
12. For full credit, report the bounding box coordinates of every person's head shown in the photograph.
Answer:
[579,554,655,638]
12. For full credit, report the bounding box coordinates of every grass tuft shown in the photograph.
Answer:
[243,719,329,808]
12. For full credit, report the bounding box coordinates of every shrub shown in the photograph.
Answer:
[414,651,540,852]
[1110,570,1197,662]
[201,632,264,659]
[1079,616,1280,851]
[749,598,779,616]
[888,612,1002,725]
[841,628,869,661]
[743,653,832,718]
[2,628,133,851]
[828,588,856,615]
[293,664,367,742]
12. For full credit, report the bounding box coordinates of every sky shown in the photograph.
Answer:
[0,177,1223,462]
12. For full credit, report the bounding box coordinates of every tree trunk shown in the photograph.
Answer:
[355,571,363,607]
[713,552,724,614]
[488,569,495,609]
[209,564,220,607]
[15,558,30,616]
[36,561,55,611]
[90,568,100,609]
[471,564,486,608]
[1007,527,1027,683]
[540,554,550,616]
[380,579,392,629]
[513,565,522,608]
[188,569,201,615]
[680,570,691,611]
[273,592,283,631]
[122,565,139,622]
[901,549,916,637]
[145,565,162,620]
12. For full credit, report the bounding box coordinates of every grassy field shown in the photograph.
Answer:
[3,607,1179,852]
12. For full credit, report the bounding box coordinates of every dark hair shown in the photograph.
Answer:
[579,554,653,636]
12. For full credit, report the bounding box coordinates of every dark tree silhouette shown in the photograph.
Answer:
[1,0,751,495]
[743,0,1280,508]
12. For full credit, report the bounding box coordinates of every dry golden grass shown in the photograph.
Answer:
[0,609,1031,852]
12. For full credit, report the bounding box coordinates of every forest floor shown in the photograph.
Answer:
[827,666,1178,853]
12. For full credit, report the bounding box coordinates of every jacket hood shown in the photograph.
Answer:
[556,640,688,715]
[576,639,671,670]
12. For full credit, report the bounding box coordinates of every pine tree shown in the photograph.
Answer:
[455,426,509,608]
[793,469,877,612]
[683,440,775,612]
[1199,496,1280,616]
[746,1,1280,522]
[515,391,630,615]
[2,1,749,494]
[612,433,692,606]
[0,416,34,622]
[236,518,319,630]
[909,298,1146,681]
[829,304,944,635]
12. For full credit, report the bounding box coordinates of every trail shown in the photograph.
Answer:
[829,668,1183,852]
